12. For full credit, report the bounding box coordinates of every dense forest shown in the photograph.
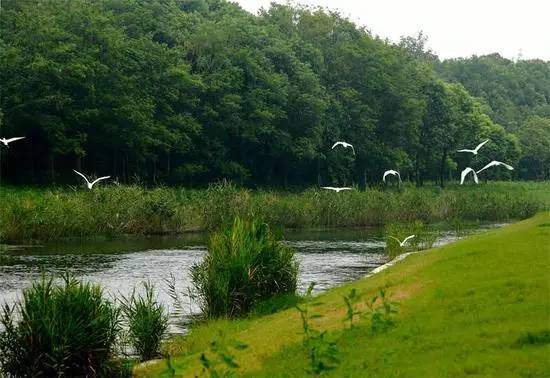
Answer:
[0,0,547,187]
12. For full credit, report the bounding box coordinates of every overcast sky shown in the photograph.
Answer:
[235,0,550,61]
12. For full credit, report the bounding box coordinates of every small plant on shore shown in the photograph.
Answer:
[191,217,298,318]
[296,304,339,375]
[365,289,398,333]
[120,281,169,361]
[199,332,248,377]
[342,288,363,329]
[0,274,121,377]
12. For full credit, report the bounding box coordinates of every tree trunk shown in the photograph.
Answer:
[49,152,56,185]
[439,150,447,188]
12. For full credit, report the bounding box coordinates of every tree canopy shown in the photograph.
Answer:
[0,0,530,186]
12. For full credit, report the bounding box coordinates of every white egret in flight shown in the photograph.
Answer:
[383,170,401,183]
[457,139,489,155]
[460,167,479,185]
[476,160,514,174]
[387,235,416,247]
[331,141,355,154]
[321,187,354,193]
[73,170,111,190]
[0,137,25,147]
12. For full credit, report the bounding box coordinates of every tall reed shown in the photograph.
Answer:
[191,217,299,318]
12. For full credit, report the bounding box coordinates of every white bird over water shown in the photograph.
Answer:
[321,186,354,193]
[457,139,489,155]
[331,141,355,153]
[388,235,415,247]
[0,137,25,147]
[460,167,479,185]
[74,170,111,190]
[476,160,514,174]
[383,170,401,183]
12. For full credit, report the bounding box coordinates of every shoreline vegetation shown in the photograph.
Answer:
[135,212,550,377]
[1,181,549,243]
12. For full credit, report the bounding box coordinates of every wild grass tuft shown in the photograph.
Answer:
[191,217,299,318]
[0,274,121,377]
[120,281,169,362]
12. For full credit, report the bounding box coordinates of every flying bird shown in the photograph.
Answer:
[460,167,479,185]
[476,160,514,174]
[321,187,354,193]
[457,139,489,155]
[73,170,111,190]
[0,137,25,147]
[383,170,401,183]
[387,235,416,247]
[331,141,355,154]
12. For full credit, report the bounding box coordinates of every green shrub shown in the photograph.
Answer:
[191,217,299,318]
[121,281,169,362]
[0,274,121,377]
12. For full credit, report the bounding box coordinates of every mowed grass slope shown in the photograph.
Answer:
[135,213,550,377]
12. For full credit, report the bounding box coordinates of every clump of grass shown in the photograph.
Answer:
[191,217,299,318]
[120,281,169,362]
[0,274,121,377]
[384,220,439,257]
[514,330,550,347]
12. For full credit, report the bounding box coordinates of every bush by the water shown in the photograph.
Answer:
[191,218,299,318]
[0,274,121,377]
[121,282,169,362]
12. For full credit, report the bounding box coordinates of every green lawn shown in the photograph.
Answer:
[135,212,550,377]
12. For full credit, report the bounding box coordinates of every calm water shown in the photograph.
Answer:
[0,224,502,333]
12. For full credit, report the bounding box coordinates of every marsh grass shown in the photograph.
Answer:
[0,274,121,377]
[191,217,299,318]
[120,281,169,362]
[0,181,548,242]
[384,221,439,257]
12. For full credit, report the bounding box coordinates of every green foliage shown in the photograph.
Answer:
[191,217,299,318]
[295,305,339,375]
[384,220,438,257]
[342,288,363,329]
[199,332,248,377]
[120,281,169,362]
[0,274,121,377]
[1,182,548,242]
[365,289,398,334]
[0,0,524,187]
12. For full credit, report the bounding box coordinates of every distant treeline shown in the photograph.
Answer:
[0,0,547,187]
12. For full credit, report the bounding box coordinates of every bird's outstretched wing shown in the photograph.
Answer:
[73,170,90,185]
[349,145,355,153]
[321,186,337,191]
[90,176,111,187]
[457,148,473,153]
[331,142,341,149]
[387,236,402,244]
[474,139,489,152]
[476,161,513,174]
[338,187,353,192]
[401,235,415,245]
[5,137,25,144]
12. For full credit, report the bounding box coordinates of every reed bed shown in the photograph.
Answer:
[0,181,548,242]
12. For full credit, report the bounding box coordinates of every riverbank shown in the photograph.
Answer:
[135,212,550,377]
[1,181,548,243]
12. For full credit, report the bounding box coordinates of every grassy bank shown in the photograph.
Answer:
[135,212,550,377]
[1,181,549,242]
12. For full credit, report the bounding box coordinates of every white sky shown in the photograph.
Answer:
[234,0,550,61]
